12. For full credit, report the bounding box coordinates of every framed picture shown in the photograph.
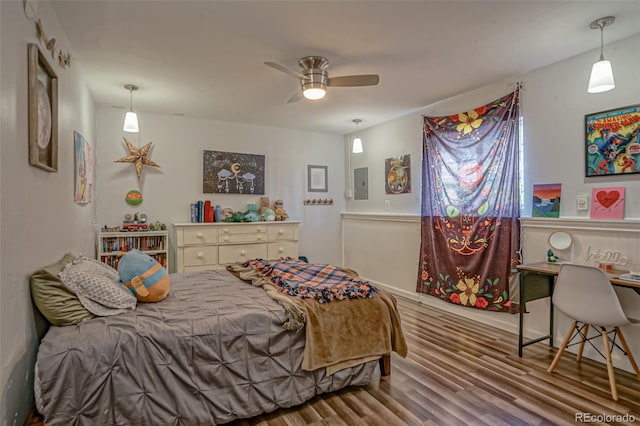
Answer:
[585,104,640,177]
[203,150,265,194]
[28,43,58,172]
[74,131,93,204]
[307,165,328,192]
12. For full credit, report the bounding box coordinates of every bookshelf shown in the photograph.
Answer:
[98,230,169,270]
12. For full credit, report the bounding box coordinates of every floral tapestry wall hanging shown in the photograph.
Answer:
[417,89,521,312]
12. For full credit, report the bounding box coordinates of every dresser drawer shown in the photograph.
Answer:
[219,233,267,244]
[219,225,267,235]
[268,241,299,260]
[219,244,267,264]
[267,225,298,241]
[182,227,218,245]
[181,246,218,267]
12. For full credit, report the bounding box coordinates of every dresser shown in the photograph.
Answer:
[174,222,300,272]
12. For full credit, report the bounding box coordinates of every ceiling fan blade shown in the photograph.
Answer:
[286,90,304,104]
[264,61,309,80]
[327,74,380,87]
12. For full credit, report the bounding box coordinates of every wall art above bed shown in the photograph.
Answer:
[203,150,265,194]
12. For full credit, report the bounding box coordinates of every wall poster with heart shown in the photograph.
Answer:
[590,186,625,220]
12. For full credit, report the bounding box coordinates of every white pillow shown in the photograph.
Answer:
[59,255,136,316]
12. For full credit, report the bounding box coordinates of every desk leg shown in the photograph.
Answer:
[549,289,554,347]
[518,272,524,358]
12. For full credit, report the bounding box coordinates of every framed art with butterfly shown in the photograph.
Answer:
[585,105,640,177]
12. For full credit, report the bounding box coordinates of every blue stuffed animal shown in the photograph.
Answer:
[118,250,170,302]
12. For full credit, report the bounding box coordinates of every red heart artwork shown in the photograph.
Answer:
[596,190,620,208]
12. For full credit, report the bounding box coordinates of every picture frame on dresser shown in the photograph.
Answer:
[307,165,328,192]
[28,43,58,172]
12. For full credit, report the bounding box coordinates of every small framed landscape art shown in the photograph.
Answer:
[307,165,328,192]
[532,183,561,218]
[585,104,640,177]
[28,43,58,172]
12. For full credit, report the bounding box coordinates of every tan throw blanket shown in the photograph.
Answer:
[227,261,408,374]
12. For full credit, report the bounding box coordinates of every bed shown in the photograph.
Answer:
[34,259,406,425]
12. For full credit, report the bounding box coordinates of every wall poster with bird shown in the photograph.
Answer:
[203,150,265,194]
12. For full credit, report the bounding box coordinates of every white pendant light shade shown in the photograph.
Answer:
[351,119,363,153]
[352,137,363,153]
[123,84,140,132]
[588,60,615,93]
[123,111,139,132]
[587,16,615,94]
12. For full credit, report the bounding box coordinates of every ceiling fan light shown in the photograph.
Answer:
[588,60,615,93]
[123,111,139,132]
[303,87,326,100]
[352,137,363,154]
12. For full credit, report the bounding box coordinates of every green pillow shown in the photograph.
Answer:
[30,253,94,326]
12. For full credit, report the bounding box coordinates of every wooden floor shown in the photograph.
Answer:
[229,296,640,426]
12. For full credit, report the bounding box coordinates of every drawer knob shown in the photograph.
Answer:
[196,252,204,259]
[257,228,264,233]
[257,235,263,240]
[224,236,229,242]
[278,229,284,235]
[240,250,246,256]
[197,232,204,239]
[278,247,284,253]
[223,229,229,233]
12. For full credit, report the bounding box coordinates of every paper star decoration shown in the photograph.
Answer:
[115,138,161,178]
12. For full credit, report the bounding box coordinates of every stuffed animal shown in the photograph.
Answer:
[259,196,270,216]
[118,250,170,302]
[244,203,261,222]
[262,208,276,221]
[274,199,288,221]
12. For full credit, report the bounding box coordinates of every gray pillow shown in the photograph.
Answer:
[30,253,94,326]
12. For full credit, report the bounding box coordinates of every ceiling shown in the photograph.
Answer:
[49,1,640,135]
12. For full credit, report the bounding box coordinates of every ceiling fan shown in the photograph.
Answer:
[264,56,380,103]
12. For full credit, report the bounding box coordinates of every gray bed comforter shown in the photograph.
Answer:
[35,269,378,425]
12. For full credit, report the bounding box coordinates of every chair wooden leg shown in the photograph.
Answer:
[577,324,589,362]
[548,321,577,373]
[616,327,640,381]
[601,328,618,401]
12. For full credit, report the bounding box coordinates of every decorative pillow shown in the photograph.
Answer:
[59,255,137,316]
[118,250,170,302]
[30,253,94,326]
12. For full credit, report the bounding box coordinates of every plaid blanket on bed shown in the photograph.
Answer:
[243,258,378,303]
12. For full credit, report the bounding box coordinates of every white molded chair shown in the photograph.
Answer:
[546,264,640,400]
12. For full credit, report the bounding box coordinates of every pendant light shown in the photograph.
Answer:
[123,84,139,132]
[587,16,615,94]
[352,119,363,153]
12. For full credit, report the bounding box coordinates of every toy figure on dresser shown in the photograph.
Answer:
[547,249,559,263]
[274,199,288,221]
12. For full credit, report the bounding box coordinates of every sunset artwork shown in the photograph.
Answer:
[590,186,625,220]
[532,183,561,218]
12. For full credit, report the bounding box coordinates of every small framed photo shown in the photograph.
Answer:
[585,104,640,177]
[307,165,328,192]
[28,43,58,172]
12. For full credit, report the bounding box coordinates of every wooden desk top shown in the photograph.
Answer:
[517,262,640,289]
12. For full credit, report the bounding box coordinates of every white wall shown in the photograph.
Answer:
[0,1,96,424]
[343,34,640,371]
[95,107,346,269]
